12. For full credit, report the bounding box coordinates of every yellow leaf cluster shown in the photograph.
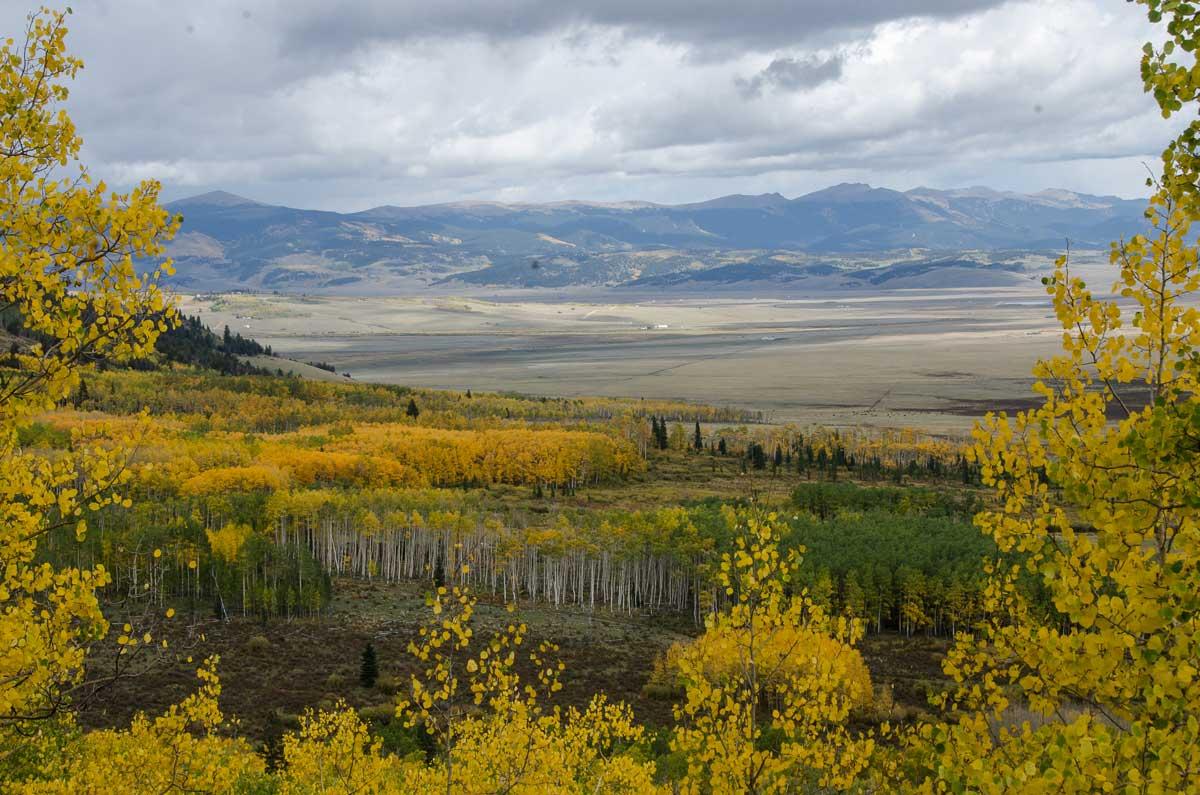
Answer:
[0,6,176,734]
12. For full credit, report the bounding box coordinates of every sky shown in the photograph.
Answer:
[1,0,1185,211]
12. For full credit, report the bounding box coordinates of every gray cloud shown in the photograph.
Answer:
[0,0,1177,210]
[736,54,845,98]
[278,0,1007,52]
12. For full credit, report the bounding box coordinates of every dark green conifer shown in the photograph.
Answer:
[360,642,379,688]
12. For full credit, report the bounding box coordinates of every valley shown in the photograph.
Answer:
[181,271,1091,431]
[6,1,1200,791]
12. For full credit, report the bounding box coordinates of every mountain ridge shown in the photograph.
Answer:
[168,183,1145,216]
[158,183,1148,293]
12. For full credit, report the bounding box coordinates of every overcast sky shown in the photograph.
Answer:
[2,0,1183,210]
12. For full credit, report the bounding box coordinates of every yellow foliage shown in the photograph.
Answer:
[662,621,873,714]
[280,695,656,794]
[0,7,176,730]
[670,508,881,793]
[406,693,656,794]
[909,193,1200,789]
[259,446,422,488]
[11,658,266,794]
[206,522,253,564]
[180,463,288,496]
[280,704,410,794]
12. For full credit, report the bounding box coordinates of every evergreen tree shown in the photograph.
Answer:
[718,437,727,456]
[143,312,271,375]
[406,398,420,419]
[653,416,669,450]
[774,444,784,469]
[748,443,767,470]
[693,420,703,451]
[360,642,379,688]
[433,549,445,589]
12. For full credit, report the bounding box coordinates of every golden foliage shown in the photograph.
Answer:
[205,522,253,564]
[12,658,266,794]
[0,6,176,731]
[670,507,881,793]
[908,191,1200,791]
[181,463,288,496]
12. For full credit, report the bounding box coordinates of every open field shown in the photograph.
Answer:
[180,275,1091,431]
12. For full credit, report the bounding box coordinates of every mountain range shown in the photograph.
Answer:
[160,183,1148,292]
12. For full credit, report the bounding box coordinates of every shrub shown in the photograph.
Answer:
[357,704,395,724]
[271,708,301,730]
[245,635,271,654]
[375,674,401,695]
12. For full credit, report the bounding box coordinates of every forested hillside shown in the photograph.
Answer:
[3,303,276,376]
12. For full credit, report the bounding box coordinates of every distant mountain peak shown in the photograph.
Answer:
[795,182,903,203]
[681,192,791,210]
[169,190,263,208]
[907,185,1010,199]
[817,182,873,194]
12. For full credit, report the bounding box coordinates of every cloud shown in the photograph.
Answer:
[0,0,1178,210]
[736,54,845,98]
[276,0,1007,53]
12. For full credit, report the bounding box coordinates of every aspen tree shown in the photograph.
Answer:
[0,6,178,737]
[908,0,1200,777]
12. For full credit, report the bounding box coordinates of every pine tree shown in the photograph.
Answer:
[360,642,378,688]
[748,443,767,470]
[406,398,420,419]
[653,416,668,450]
[718,438,727,456]
[693,420,703,451]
